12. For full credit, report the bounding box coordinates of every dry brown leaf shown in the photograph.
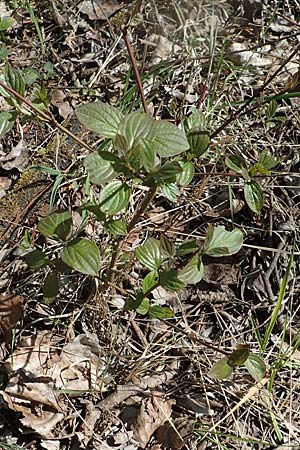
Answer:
[5,331,54,373]
[5,375,61,410]
[132,394,174,448]
[15,403,64,438]
[50,90,73,119]
[155,417,195,450]
[0,293,23,343]
[0,140,29,171]
[203,263,240,285]
[79,0,123,20]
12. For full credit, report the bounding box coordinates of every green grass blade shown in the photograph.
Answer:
[262,243,294,351]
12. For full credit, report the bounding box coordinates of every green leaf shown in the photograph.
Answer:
[176,161,195,186]
[177,239,199,256]
[80,202,106,222]
[99,180,130,215]
[0,46,8,61]
[184,109,206,132]
[159,269,186,291]
[244,180,264,214]
[139,140,157,172]
[244,354,267,382]
[84,151,117,185]
[105,219,127,236]
[178,254,204,284]
[225,155,249,179]
[153,121,189,157]
[136,297,150,315]
[153,161,182,184]
[61,238,100,276]
[0,17,14,31]
[76,101,123,139]
[135,237,163,271]
[228,345,251,367]
[117,112,154,152]
[203,225,243,257]
[258,150,279,170]
[187,129,210,157]
[25,250,49,269]
[267,99,278,120]
[208,358,234,379]
[161,182,180,203]
[124,291,145,311]
[160,235,175,258]
[43,272,60,300]
[142,271,158,294]
[149,305,174,319]
[0,111,16,139]
[5,64,25,98]
[38,211,72,241]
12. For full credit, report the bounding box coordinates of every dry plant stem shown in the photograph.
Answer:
[211,43,300,138]
[0,80,94,154]
[122,28,149,114]
[160,319,229,356]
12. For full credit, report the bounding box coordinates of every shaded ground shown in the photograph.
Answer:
[0,1,300,449]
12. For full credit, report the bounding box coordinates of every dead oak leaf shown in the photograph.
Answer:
[132,394,174,448]
[0,293,24,343]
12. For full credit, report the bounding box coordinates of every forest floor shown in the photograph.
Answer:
[0,1,300,449]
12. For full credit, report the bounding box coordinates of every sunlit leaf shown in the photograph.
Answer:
[178,254,204,284]
[135,237,163,271]
[84,151,117,185]
[139,140,157,172]
[184,108,206,132]
[153,161,182,184]
[225,155,249,179]
[244,353,267,382]
[208,357,234,379]
[176,161,195,186]
[105,219,127,236]
[0,110,16,139]
[160,269,186,291]
[177,239,199,256]
[117,112,154,151]
[258,150,279,170]
[188,129,210,157]
[203,225,243,257]
[149,305,174,319]
[76,101,123,138]
[153,121,189,157]
[244,180,264,214]
[99,180,130,215]
[161,182,180,202]
[38,211,72,241]
[61,238,100,276]
[136,297,150,315]
[142,271,158,294]
[0,17,14,31]
[160,235,175,258]
[5,64,25,98]
[228,345,251,367]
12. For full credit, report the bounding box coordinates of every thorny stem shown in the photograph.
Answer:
[0,80,94,154]
[211,43,300,138]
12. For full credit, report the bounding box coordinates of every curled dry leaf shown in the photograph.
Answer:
[0,293,23,342]
[132,394,174,448]
[79,0,123,20]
